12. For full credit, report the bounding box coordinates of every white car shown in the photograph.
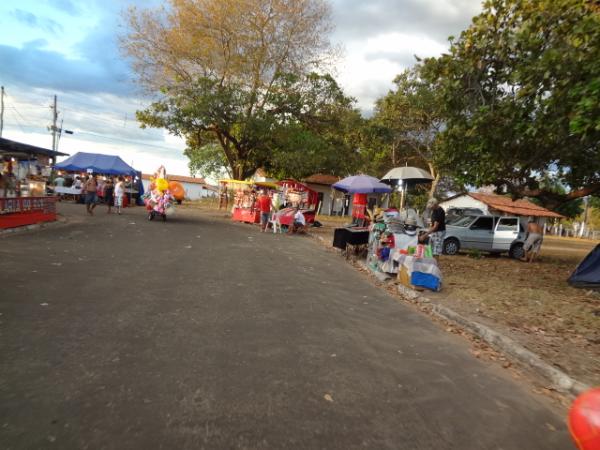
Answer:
[443,215,527,259]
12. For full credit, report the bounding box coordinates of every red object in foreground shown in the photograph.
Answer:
[569,388,600,450]
[0,196,57,229]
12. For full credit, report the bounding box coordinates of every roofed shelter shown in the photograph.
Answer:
[303,173,341,215]
[440,192,564,222]
[0,137,68,165]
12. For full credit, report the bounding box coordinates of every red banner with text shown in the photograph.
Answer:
[0,196,57,229]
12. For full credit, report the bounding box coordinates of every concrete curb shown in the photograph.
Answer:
[349,256,591,397]
[394,281,591,396]
[0,216,68,237]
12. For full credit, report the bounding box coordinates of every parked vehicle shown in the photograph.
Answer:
[446,207,485,224]
[443,215,526,259]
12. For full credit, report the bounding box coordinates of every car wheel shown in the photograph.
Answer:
[443,238,460,255]
[509,243,525,259]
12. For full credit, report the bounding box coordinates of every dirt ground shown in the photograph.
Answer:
[184,203,600,387]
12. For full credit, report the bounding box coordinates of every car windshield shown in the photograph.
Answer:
[449,216,475,227]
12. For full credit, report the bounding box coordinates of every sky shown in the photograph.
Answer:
[0,0,483,178]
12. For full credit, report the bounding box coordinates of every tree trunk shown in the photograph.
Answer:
[427,163,439,198]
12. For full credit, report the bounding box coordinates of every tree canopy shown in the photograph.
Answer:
[417,0,600,207]
[123,0,359,180]
[365,68,449,197]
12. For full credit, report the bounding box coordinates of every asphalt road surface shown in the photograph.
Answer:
[0,204,572,449]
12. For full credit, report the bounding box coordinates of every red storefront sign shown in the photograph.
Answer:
[0,196,57,229]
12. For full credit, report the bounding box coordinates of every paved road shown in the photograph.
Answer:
[0,204,571,449]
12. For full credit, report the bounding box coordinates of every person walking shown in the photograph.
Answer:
[257,190,271,232]
[84,174,98,215]
[104,178,114,214]
[423,197,446,260]
[114,176,125,215]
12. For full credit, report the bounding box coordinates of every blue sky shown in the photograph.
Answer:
[0,0,482,177]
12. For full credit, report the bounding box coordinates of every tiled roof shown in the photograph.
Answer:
[303,173,341,186]
[468,192,564,218]
[142,173,206,185]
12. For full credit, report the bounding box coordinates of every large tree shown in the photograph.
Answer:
[420,0,600,208]
[367,68,447,197]
[123,0,351,179]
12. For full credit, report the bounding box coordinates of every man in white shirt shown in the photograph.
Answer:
[53,175,65,187]
[289,207,306,234]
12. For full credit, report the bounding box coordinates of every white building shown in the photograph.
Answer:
[303,174,341,215]
[303,173,390,216]
[142,174,218,200]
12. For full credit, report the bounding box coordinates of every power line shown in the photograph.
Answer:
[1,87,183,152]
[8,110,27,134]
[76,130,183,152]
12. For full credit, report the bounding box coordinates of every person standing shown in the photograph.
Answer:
[523,218,544,262]
[114,176,125,215]
[424,197,446,259]
[53,174,65,187]
[257,190,271,232]
[84,174,98,215]
[104,178,114,214]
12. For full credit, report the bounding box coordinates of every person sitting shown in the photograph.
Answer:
[288,207,306,234]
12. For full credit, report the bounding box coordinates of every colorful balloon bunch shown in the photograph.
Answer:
[143,165,175,216]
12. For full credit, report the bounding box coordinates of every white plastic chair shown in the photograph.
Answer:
[268,212,282,233]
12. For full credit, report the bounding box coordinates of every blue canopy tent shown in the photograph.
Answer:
[54,152,136,175]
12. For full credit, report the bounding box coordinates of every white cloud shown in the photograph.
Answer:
[336,32,448,112]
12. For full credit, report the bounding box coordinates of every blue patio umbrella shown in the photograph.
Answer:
[332,175,392,194]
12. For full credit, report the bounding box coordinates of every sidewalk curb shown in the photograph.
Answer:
[350,257,591,397]
[0,215,68,237]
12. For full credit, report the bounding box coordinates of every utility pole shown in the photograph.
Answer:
[51,95,58,151]
[0,86,5,138]
[581,196,590,238]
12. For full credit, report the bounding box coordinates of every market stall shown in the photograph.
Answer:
[366,210,442,291]
[0,137,68,229]
[274,180,319,227]
[54,152,139,206]
[330,175,392,252]
[219,179,278,223]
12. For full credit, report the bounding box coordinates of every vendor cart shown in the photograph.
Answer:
[219,179,278,224]
[275,180,318,226]
[1,137,68,230]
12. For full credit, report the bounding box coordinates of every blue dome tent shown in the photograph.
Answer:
[568,244,600,290]
[54,152,137,175]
